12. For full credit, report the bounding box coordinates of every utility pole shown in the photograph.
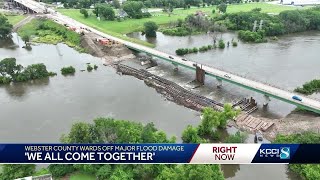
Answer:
[253,20,257,32]
[259,20,264,31]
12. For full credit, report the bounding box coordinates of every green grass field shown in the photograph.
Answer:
[69,172,96,180]
[5,15,25,25]
[58,3,301,47]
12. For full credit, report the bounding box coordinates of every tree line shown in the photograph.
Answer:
[0,14,13,39]
[175,39,238,55]
[215,7,320,42]
[44,0,235,10]
[0,58,56,84]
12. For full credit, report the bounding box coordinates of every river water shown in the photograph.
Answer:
[0,34,199,142]
[0,33,301,179]
[127,31,320,118]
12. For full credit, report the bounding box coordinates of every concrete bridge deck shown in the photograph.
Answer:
[11,0,46,13]
[15,0,320,114]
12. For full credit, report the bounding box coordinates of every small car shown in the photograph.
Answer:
[182,58,187,61]
[254,131,263,143]
[292,95,302,101]
[224,74,231,78]
[169,56,174,59]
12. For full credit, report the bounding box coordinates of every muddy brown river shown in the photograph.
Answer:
[0,33,304,179]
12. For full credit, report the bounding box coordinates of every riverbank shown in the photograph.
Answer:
[57,3,299,47]
[17,18,86,52]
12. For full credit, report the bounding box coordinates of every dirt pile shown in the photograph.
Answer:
[243,111,320,140]
[80,33,135,65]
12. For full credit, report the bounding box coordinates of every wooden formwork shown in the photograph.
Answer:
[235,113,274,132]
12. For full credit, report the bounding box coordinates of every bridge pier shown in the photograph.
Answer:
[216,78,222,88]
[195,65,205,85]
[172,63,178,71]
[263,95,271,106]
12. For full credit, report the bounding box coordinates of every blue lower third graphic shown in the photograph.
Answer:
[280,147,290,159]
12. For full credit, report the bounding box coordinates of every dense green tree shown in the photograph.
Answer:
[0,165,35,180]
[217,3,227,14]
[78,0,91,8]
[177,19,183,27]
[21,34,30,46]
[113,0,121,9]
[144,0,152,8]
[224,131,247,143]
[182,125,205,143]
[0,58,56,83]
[132,164,167,179]
[100,6,116,21]
[122,1,144,19]
[279,10,308,33]
[157,165,224,180]
[61,66,76,75]
[141,122,157,142]
[63,0,78,8]
[238,30,265,43]
[96,165,112,179]
[48,164,75,178]
[73,164,102,175]
[22,63,51,80]
[80,8,89,18]
[0,58,23,79]
[65,122,99,143]
[87,64,93,71]
[144,21,159,37]
[93,4,115,20]
[198,105,239,136]
[185,14,213,31]
[0,14,13,39]
[110,166,134,180]
[0,76,11,84]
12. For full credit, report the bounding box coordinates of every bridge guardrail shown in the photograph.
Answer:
[154,50,320,102]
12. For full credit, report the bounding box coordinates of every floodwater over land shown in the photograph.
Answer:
[0,33,301,179]
[127,31,320,118]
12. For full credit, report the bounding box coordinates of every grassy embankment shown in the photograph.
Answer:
[58,3,299,47]
[18,19,85,52]
[5,15,25,25]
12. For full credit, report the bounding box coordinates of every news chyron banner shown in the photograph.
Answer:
[0,144,319,164]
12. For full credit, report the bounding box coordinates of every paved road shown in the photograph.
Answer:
[16,0,320,114]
